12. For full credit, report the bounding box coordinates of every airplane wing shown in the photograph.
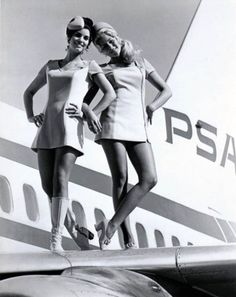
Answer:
[0,244,235,297]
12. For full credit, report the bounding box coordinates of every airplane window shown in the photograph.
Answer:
[0,175,13,213]
[136,223,148,248]
[72,201,87,228]
[94,208,106,224]
[154,230,165,247]
[23,184,39,222]
[171,236,180,246]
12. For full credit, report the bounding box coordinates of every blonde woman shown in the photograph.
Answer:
[90,22,172,250]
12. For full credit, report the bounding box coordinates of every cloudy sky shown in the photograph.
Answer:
[0,0,200,112]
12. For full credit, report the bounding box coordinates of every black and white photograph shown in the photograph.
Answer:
[0,0,236,296]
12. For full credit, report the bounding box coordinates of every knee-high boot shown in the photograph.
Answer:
[50,197,69,252]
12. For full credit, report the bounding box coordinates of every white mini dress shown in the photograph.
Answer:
[95,58,155,143]
[32,59,102,155]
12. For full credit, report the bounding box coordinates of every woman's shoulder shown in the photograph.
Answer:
[87,59,101,67]
[87,60,103,76]
[36,59,58,76]
[134,55,146,67]
[134,56,155,72]
[46,59,60,69]
[99,63,118,72]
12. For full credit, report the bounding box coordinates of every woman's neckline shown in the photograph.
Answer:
[57,59,88,71]
[106,61,136,67]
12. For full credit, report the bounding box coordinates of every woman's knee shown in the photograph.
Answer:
[53,171,68,196]
[112,170,128,189]
[41,182,53,197]
[141,172,158,191]
[150,174,158,188]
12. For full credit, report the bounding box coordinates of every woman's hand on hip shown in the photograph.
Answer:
[85,110,102,134]
[65,103,83,119]
[28,113,44,127]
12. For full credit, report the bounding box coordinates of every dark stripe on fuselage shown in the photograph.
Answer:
[0,217,96,250]
[0,137,227,242]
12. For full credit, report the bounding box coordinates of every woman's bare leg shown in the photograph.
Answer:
[101,140,135,246]
[50,146,78,251]
[53,146,78,197]
[37,149,55,200]
[107,142,157,240]
[38,148,78,239]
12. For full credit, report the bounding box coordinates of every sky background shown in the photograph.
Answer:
[0,0,200,113]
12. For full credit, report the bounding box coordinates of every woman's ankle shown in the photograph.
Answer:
[123,233,134,245]
[107,220,117,238]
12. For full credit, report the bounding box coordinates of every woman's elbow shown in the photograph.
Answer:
[165,85,172,99]
[108,89,116,101]
[24,87,34,99]
[23,89,30,103]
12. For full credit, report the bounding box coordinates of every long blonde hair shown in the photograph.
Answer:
[94,29,139,64]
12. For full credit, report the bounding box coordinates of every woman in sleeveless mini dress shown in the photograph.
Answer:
[24,16,116,252]
[90,22,172,250]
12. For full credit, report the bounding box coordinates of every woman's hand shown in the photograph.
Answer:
[65,103,83,118]
[28,113,44,127]
[85,109,102,134]
[146,105,155,125]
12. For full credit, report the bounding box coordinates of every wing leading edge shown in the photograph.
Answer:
[0,244,235,296]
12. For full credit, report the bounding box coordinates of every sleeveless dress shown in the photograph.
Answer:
[32,59,103,155]
[95,58,155,143]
